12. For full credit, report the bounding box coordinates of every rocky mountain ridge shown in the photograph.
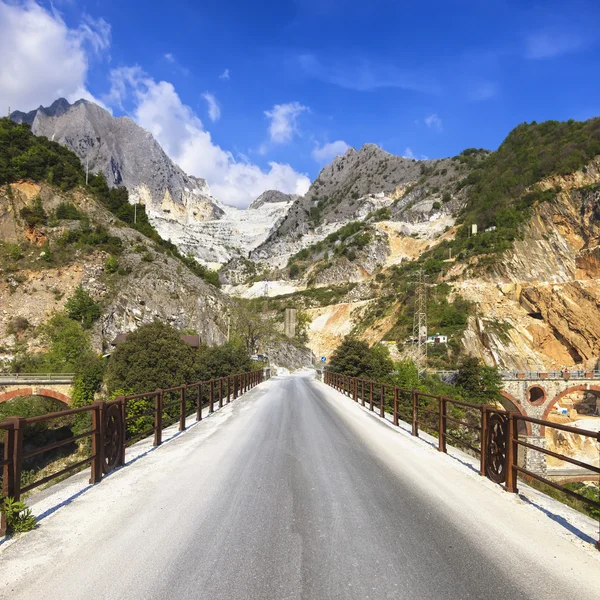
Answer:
[11,99,221,223]
[10,99,298,268]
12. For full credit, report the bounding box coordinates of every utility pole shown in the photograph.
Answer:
[85,156,89,186]
[227,311,231,342]
[134,200,137,224]
[411,269,428,376]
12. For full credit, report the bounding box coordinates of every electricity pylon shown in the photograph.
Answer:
[411,269,428,375]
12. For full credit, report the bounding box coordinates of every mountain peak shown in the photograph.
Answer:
[249,190,298,210]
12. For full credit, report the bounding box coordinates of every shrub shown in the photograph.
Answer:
[1,497,36,534]
[8,244,22,261]
[55,202,82,220]
[19,197,47,227]
[105,255,119,273]
[65,286,101,328]
[7,316,30,336]
[432,201,441,210]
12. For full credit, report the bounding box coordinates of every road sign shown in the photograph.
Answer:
[321,356,326,362]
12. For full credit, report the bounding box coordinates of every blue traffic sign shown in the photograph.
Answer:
[321,356,326,362]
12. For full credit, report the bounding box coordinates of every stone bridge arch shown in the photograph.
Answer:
[499,391,532,435]
[540,384,600,435]
[0,384,73,407]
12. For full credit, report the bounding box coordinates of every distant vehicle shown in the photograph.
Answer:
[251,354,269,363]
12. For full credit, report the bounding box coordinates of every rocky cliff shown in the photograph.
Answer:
[0,180,231,365]
[11,99,221,225]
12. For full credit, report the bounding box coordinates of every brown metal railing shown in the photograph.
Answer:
[325,371,600,549]
[0,368,267,535]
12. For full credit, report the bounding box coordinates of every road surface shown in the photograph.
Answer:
[1,373,599,599]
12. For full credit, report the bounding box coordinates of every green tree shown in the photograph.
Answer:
[40,313,94,372]
[455,356,502,402]
[64,286,101,328]
[104,322,197,394]
[231,301,276,355]
[391,360,420,389]
[327,337,394,381]
[295,310,312,344]
[194,341,252,380]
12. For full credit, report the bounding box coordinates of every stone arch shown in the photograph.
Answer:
[0,387,71,406]
[499,391,532,435]
[541,384,600,435]
[526,384,546,406]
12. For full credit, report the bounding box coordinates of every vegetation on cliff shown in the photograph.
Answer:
[0,118,219,287]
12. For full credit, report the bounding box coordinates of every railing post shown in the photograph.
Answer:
[438,396,447,453]
[219,378,224,408]
[234,375,238,399]
[9,417,25,503]
[154,390,163,446]
[412,391,419,437]
[90,401,104,484]
[505,412,518,493]
[227,376,231,403]
[361,380,365,407]
[179,386,187,431]
[1,419,17,535]
[209,380,214,413]
[380,385,385,418]
[353,378,358,402]
[480,405,490,476]
[369,381,374,411]
[197,383,203,421]
[118,397,126,466]
[393,387,399,426]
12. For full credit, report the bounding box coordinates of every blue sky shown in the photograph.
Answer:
[1,0,599,206]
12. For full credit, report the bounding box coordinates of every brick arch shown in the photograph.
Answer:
[541,384,600,435]
[0,387,71,406]
[499,391,532,436]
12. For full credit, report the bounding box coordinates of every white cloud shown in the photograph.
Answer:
[468,81,498,102]
[107,68,310,208]
[219,68,230,80]
[312,140,350,163]
[0,1,109,112]
[524,31,585,59]
[264,101,308,144]
[164,53,175,63]
[202,91,221,122]
[424,113,442,131]
[297,53,440,94]
[403,147,416,159]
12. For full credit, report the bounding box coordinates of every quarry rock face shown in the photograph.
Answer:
[11,99,303,267]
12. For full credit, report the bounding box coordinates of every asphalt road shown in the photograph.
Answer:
[1,373,599,599]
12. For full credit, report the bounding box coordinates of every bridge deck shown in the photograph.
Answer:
[1,373,599,599]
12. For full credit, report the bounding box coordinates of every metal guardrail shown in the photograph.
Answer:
[499,370,600,380]
[430,369,600,381]
[0,369,268,535]
[324,371,600,550]
[0,373,76,382]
